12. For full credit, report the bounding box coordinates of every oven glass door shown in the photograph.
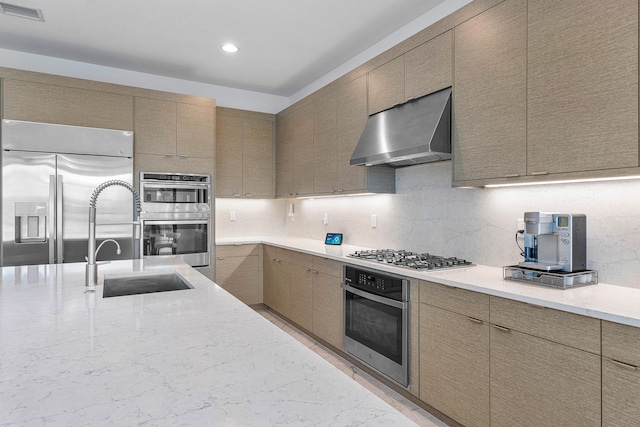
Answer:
[141,183,209,204]
[344,288,405,364]
[142,220,208,257]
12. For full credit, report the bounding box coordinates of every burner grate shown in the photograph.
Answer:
[348,249,474,271]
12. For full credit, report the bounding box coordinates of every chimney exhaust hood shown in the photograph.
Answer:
[350,86,451,167]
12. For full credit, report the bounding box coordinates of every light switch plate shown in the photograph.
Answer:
[230,211,237,221]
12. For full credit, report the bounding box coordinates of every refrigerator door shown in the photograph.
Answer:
[57,154,134,263]
[2,151,57,266]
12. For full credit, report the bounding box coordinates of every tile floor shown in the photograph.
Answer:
[257,308,450,427]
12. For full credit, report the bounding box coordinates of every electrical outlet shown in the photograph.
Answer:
[322,213,329,225]
[230,211,237,221]
[371,214,377,228]
[517,218,525,231]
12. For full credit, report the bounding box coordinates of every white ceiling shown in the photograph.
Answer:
[0,0,452,99]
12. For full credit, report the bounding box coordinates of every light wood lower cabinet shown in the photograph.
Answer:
[489,297,601,427]
[419,281,490,427]
[310,256,343,350]
[263,246,291,317]
[289,252,313,331]
[420,304,490,427]
[602,320,640,427]
[215,244,261,305]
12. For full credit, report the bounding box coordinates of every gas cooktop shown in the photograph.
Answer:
[348,249,474,271]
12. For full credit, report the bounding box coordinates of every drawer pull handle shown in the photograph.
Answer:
[493,324,510,332]
[312,270,319,274]
[504,173,519,178]
[217,257,225,260]
[530,171,548,176]
[467,317,483,324]
[304,268,311,272]
[608,358,638,371]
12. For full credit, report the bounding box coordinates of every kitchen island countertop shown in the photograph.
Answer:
[218,236,640,328]
[0,259,417,426]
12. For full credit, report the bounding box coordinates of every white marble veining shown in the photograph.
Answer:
[218,236,640,328]
[0,259,417,426]
[217,161,640,289]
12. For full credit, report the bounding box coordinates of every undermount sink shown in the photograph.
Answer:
[103,270,193,298]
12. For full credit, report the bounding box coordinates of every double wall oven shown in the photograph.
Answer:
[139,172,211,268]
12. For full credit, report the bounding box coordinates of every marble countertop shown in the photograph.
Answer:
[0,259,417,426]
[218,236,640,328]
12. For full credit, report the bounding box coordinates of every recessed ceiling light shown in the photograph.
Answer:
[221,43,239,53]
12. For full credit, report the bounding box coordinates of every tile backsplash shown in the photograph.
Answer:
[217,161,640,289]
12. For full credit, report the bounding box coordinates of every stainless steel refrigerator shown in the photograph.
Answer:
[1,119,135,267]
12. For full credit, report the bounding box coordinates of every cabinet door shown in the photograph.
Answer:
[134,97,177,156]
[215,254,260,305]
[368,56,405,115]
[405,30,453,101]
[527,0,638,175]
[420,304,490,427]
[312,269,343,350]
[276,112,294,197]
[602,320,640,426]
[263,246,279,310]
[177,103,215,159]
[289,263,313,331]
[3,79,133,130]
[134,154,213,176]
[453,0,527,183]
[293,103,314,196]
[490,326,601,427]
[243,118,274,198]
[313,91,338,194]
[337,75,368,193]
[216,114,243,197]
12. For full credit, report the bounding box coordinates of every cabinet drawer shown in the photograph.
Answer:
[602,320,640,366]
[490,297,600,354]
[312,256,342,277]
[216,244,259,258]
[290,251,312,268]
[420,280,489,321]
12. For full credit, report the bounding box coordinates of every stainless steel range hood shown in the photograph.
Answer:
[350,86,451,167]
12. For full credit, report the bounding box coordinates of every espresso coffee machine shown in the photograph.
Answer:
[519,212,587,273]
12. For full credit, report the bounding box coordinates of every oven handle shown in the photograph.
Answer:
[341,283,407,309]
[141,183,210,190]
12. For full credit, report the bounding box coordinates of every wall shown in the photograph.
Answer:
[215,198,287,238]
[272,163,640,289]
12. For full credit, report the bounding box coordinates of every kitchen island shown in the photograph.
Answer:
[0,259,417,426]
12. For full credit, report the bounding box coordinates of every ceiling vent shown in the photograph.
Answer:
[0,2,44,21]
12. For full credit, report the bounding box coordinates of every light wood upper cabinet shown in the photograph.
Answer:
[337,75,368,192]
[216,108,274,198]
[3,79,133,130]
[527,0,638,176]
[602,320,640,427]
[276,112,294,197]
[313,91,338,194]
[135,97,214,160]
[216,114,243,196]
[177,103,214,158]
[292,103,314,196]
[453,0,527,183]
[405,30,453,101]
[368,56,405,115]
[135,97,177,155]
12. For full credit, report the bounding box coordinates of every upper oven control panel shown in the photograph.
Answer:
[140,172,210,183]
[343,265,408,301]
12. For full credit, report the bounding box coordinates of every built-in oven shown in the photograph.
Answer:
[342,265,409,387]
[139,172,211,267]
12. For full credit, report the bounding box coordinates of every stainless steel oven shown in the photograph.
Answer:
[342,265,409,387]
[139,172,211,267]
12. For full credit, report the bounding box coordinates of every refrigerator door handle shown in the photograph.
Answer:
[56,175,64,263]
[48,175,56,264]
